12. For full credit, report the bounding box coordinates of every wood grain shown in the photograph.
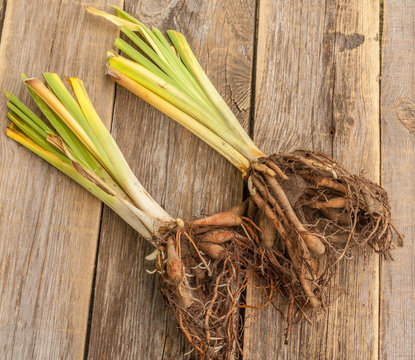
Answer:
[380,1,415,358]
[86,1,255,359]
[0,0,6,39]
[1,1,412,359]
[244,0,380,359]
[0,0,121,358]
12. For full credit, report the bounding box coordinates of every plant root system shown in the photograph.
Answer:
[246,150,403,310]
[149,149,404,357]
[156,212,273,360]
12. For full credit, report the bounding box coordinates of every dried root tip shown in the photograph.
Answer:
[199,243,227,259]
[250,186,321,307]
[362,189,385,214]
[311,197,348,209]
[304,174,346,193]
[283,233,321,309]
[319,207,351,225]
[300,278,320,308]
[177,283,194,308]
[391,222,404,246]
[250,191,287,238]
[167,259,182,284]
[264,174,325,256]
[257,212,276,248]
[166,236,181,283]
[230,199,248,217]
[252,162,277,177]
[284,292,295,344]
[166,236,193,308]
[247,197,257,220]
[297,155,338,178]
[202,229,234,244]
[301,233,325,257]
[188,211,242,227]
[265,159,289,180]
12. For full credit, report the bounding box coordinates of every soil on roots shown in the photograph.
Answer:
[155,216,273,360]
[247,150,402,311]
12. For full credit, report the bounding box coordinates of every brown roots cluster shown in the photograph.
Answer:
[155,211,273,360]
[246,150,403,310]
[150,150,403,358]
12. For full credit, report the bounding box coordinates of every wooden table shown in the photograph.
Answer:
[0,1,413,359]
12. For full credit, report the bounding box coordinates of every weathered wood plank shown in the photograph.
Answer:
[0,0,6,38]
[244,1,380,359]
[380,1,415,358]
[0,0,120,358]
[87,1,255,359]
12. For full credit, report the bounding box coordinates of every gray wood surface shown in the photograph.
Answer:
[244,0,381,359]
[0,0,120,358]
[380,0,415,358]
[0,0,413,359]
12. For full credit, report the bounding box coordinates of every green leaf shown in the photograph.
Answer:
[43,73,113,167]
[169,31,265,159]
[115,36,169,82]
[108,56,241,147]
[7,111,66,159]
[91,7,262,164]
[107,65,250,172]
[6,124,152,239]
[4,90,53,133]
